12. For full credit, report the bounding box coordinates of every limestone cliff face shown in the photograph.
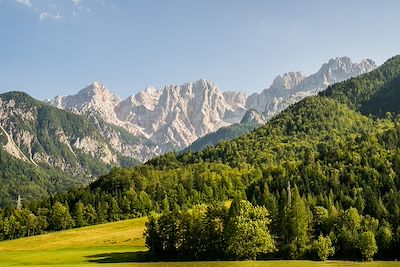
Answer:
[50,79,247,154]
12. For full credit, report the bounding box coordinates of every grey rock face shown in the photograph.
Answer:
[49,79,247,157]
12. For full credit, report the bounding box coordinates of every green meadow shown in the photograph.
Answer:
[0,216,399,267]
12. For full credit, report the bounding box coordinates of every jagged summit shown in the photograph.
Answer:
[240,109,266,125]
[270,72,306,91]
[80,81,114,96]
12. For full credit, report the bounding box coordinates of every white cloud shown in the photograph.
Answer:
[12,0,108,20]
[39,12,62,20]
[14,0,32,8]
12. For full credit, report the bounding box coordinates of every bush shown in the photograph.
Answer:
[358,231,378,261]
[313,235,335,261]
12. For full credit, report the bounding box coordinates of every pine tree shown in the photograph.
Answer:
[286,186,310,258]
[73,202,86,227]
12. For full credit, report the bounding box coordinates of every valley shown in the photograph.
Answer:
[2,1,400,265]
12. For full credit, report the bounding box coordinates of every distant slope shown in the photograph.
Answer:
[183,123,259,153]
[0,148,80,208]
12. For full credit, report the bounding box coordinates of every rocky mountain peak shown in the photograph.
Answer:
[240,109,266,125]
[89,81,106,90]
[133,86,161,110]
[143,86,158,94]
[356,59,377,73]
[76,82,120,103]
[314,57,377,86]
[319,57,353,76]
[194,78,210,87]
[270,72,306,90]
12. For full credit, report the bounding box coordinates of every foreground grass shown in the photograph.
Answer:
[0,217,147,266]
[0,216,400,266]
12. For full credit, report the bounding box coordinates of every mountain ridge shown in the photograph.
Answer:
[47,57,376,157]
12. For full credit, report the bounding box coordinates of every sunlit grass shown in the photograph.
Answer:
[0,216,147,252]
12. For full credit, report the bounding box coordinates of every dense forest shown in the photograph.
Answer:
[1,55,400,261]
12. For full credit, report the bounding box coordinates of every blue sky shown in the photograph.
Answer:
[1,0,399,100]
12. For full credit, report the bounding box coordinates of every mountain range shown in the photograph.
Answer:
[47,57,376,157]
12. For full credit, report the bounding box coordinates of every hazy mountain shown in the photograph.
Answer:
[182,123,258,153]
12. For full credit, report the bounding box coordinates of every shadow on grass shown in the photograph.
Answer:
[86,252,228,264]
[86,251,152,263]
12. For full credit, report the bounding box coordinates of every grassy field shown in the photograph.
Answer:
[0,217,147,266]
[1,216,400,267]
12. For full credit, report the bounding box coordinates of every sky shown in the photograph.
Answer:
[1,0,400,100]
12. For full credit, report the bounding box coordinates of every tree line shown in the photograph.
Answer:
[145,194,390,261]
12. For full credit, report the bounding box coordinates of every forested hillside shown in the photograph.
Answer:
[0,92,142,207]
[1,55,400,261]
